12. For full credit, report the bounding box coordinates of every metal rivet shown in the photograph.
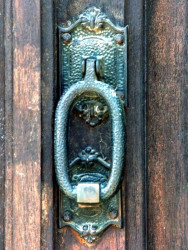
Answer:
[114,34,124,45]
[62,33,72,44]
[83,225,88,231]
[62,210,72,222]
[109,209,118,219]
[92,225,98,230]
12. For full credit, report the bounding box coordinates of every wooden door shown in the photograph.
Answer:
[0,0,187,249]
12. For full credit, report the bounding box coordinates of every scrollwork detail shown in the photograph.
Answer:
[69,146,110,170]
[79,7,107,31]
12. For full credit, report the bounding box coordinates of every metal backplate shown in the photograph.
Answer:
[59,186,122,243]
[59,7,127,105]
[58,7,127,244]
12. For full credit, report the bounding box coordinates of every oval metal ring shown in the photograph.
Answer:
[54,80,125,201]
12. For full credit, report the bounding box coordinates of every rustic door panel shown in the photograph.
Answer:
[147,0,188,249]
[0,0,187,249]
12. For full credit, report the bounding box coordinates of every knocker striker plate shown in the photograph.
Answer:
[56,6,127,244]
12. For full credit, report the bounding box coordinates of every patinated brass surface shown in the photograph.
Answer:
[55,59,125,200]
[59,6,128,108]
[55,7,127,243]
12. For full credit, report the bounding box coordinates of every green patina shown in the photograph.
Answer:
[54,7,127,243]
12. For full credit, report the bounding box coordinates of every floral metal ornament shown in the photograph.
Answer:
[69,146,110,169]
[79,7,107,31]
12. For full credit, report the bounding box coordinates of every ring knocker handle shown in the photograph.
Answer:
[54,59,125,201]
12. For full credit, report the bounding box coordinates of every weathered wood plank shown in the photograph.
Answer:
[6,0,42,248]
[125,0,147,249]
[41,0,55,249]
[147,0,188,248]
[0,0,5,248]
[4,0,13,248]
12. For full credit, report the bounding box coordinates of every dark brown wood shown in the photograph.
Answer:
[3,0,42,248]
[0,0,5,248]
[125,0,147,249]
[41,0,55,249]
[57,0,125,26]
[147,0,188,249]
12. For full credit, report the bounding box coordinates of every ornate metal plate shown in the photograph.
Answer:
[57,6,127,244]
[59,6,128,108]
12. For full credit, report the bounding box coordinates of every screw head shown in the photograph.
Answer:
[62,210,72,222]
[62,33,72,44]
[83,225,88,231]
[109,209,118,219]
[114,34,124,45]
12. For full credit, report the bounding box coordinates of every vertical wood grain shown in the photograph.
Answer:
[0,0,5,248]
[4,0,13,248]
[1,0,186,249]
[41,0,55,249]
[4,0,42,248]
[147,0,188,249]
[125,0,147,249]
